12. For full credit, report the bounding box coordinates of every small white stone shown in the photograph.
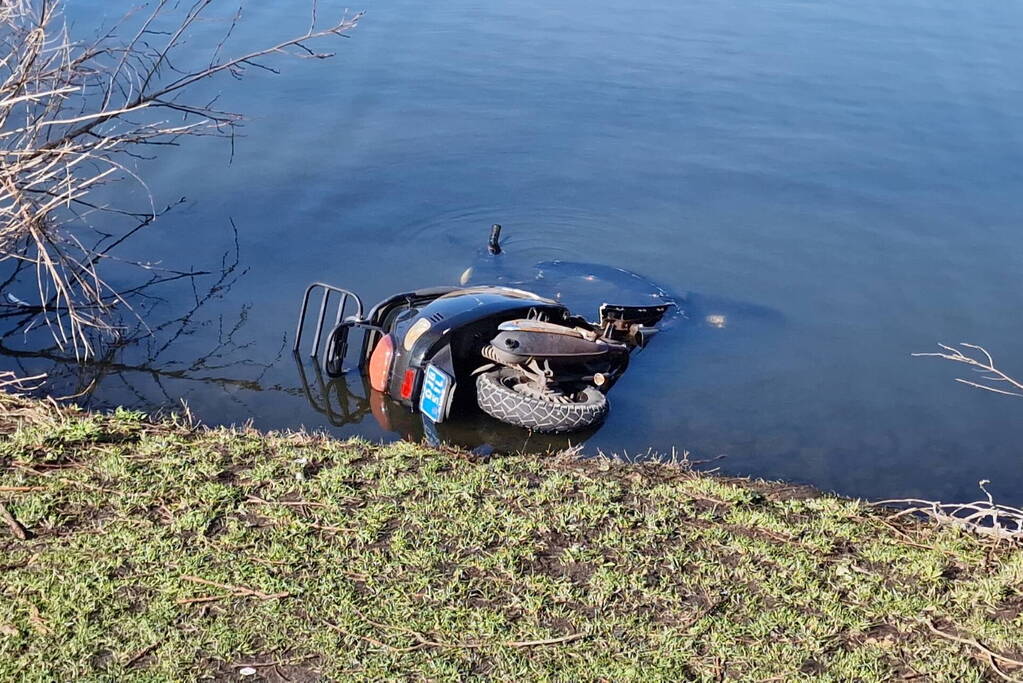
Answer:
[238,667,257,676]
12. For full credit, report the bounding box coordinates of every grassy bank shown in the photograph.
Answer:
[1,398,1021,681]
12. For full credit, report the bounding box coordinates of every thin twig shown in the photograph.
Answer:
[179,575,291,601]
[0,501,29,540]
[504,633,587,648]
[175,595,228,606]
[922,618,1023,674]
[323,621,424,652]
[246,495,328,508]
[913,343,1023,398]
[123,639,162,668]
[233,654,318,669]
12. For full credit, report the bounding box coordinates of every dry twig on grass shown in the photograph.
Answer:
[921,619,1023,681]
[177,574,291,604]
[873,481,1023,543]
[0,0,361,356]
[0,501,30,540]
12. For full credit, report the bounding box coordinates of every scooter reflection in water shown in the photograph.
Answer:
[294,354,599,454]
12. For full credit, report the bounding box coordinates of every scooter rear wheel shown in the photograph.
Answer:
[475,369,608,433]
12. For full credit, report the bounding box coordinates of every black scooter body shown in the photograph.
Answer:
[293,229,670,431]
[377,287,568,415]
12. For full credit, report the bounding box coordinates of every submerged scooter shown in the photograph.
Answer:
[293,226,671,433]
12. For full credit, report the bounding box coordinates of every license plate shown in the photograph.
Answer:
[419,365,452,423]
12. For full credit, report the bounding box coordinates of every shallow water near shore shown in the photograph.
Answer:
[4,0,1023,505]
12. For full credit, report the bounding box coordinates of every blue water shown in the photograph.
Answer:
[5,0,1023,504]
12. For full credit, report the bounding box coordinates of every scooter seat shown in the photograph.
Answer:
[491,320,625,360]
[497,319,594,340]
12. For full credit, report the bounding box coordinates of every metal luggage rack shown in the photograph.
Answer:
[294,282,366,375]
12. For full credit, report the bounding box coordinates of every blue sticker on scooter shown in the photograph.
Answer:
[419,365,451,424]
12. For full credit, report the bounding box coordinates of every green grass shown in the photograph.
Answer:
[1,399,1021,681]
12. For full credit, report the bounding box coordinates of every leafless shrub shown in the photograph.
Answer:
[913,343,1023,397]
[0,0,360,357]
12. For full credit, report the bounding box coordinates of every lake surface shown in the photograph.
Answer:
[4,0,1023,504]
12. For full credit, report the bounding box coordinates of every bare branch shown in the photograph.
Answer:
[912,343,1023,398]
[0,369,46,392]
[873,480,1023,542]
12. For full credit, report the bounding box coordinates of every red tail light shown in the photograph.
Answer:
[399,369,417,400]
[368,334,395,393]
